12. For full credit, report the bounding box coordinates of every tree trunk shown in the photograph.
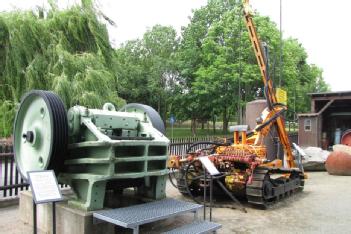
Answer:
[222,107,228,134]
[191,118,197,136]
[157,97,161,114]
[212,116,216,134]
[238,102,242,125]
[163,101,167,130]
[201,122,205,129]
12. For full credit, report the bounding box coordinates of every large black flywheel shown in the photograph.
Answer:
[13,90,68,180]
[120,103,166,135]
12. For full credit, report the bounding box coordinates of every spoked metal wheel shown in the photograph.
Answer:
[168,168,180,188]
[181,160,208,203]
[13,90,68,180]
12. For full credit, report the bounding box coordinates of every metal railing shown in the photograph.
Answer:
[0,144,29,198]
[0,133,298,198]
[169,136,226,156]
[0,137,224,198]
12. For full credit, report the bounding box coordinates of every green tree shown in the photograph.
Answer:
[176,0,329,134]
[116,25,179,123]
[0,3,123,137]
[175,0,239,134]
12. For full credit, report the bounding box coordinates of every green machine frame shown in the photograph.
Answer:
[14,90,169,211]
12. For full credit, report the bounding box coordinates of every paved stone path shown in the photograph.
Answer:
[0,172,351,233]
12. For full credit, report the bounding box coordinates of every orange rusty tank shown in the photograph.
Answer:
[326,151,351,176]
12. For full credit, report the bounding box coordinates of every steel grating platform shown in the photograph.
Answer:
[93,198,203,230]
[163,220,222,234]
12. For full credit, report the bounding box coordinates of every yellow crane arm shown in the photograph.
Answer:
[242,0,296,168]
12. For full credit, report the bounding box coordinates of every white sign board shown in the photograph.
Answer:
[27,170,63,204]
[199,156,220,176]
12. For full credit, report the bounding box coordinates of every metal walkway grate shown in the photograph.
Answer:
[163,220,222,234]
[93,198,202,230]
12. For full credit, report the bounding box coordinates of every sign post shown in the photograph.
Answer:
[198,156,220,221]
[27,170,63,234]
[170,115,176,139]
[198,156,247,215]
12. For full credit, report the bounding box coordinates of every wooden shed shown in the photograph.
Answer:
[298,91,351,149]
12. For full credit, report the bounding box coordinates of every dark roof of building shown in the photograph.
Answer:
[298,113,319,117]
[308,91,351,97]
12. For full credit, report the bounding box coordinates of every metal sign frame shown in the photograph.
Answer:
[27,170,63,204]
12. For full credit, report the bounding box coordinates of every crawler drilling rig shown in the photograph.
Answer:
[168,0,305,208]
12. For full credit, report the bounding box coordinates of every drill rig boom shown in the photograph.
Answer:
[243,0,296,168]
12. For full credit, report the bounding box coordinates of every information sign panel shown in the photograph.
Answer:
[170,115,176,125]
[199,156,220,176]
[27,170,63,204]
[276,88,287,105]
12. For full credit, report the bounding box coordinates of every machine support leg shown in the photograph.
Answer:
[203,168,207,220]
[53,202,56,234]
[133,226,139,234]
[210,175,213,221]
[33,200,37,234]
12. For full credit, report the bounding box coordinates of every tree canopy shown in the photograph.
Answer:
[0,0,329,137]
[0,2,124,136]
[117,0,329,134]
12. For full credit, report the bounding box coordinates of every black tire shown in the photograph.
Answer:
[120,103,166,134]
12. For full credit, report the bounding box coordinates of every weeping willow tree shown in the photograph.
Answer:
[0,2,124,137]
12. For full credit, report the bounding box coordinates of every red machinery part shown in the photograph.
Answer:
[326,151,351,176]
[341,129,351,146]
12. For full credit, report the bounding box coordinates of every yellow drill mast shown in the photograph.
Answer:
[242,0,296,168]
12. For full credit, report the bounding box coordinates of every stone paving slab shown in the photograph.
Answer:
[0,172,351,234]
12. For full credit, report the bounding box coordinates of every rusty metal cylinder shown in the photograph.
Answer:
[245,99,267,130]
[245,99,278,160]
[326,151,351,176]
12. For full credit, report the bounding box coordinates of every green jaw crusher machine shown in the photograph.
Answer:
[13,90,169,211]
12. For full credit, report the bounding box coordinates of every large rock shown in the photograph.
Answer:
[301,147,329,171]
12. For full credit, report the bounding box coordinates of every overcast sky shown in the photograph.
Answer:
[2,0,350,91]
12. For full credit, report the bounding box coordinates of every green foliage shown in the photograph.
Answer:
[115,25,179,121]
[172,0,329,132]
[165,127,228,138]
[0,100,16,137]
[115,0,329,136]
[0,3,123,137]
[0,0,330,138]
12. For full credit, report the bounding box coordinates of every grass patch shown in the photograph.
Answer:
[165,127,230,138]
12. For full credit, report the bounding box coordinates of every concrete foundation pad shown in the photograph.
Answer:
[19,190,114,234]
[0,197,19,208]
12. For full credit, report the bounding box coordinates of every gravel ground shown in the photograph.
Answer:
[0,172,351,234]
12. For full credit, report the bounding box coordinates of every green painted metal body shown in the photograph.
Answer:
[59,105,169,211]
